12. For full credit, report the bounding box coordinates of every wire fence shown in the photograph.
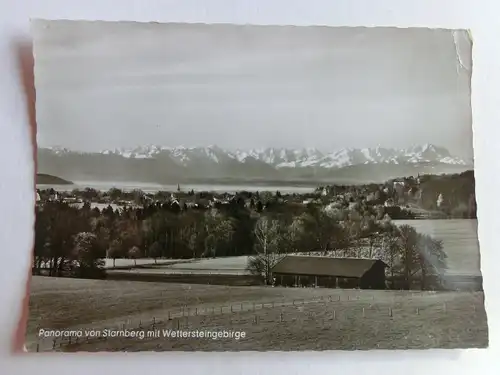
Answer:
[29,290,483,352]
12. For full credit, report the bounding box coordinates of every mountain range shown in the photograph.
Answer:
[37,144,473,185]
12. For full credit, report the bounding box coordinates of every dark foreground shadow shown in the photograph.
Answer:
[11,37,36,354]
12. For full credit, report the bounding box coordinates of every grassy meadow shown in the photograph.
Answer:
[27,276,487,351]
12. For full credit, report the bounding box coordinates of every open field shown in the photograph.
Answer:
[102,258,192,269]
[27,276,488,351]
[106,256,250,275]
[27,276,350,340]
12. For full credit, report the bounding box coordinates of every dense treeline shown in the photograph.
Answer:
[418,170,477,218]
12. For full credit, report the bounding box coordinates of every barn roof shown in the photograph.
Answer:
[271,256,387,278]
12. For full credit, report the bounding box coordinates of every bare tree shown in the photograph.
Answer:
[107,238,123,268]
[397,225,447,290]
[72,232,104,277]
[416,233,446,290]
[247,216,284,284]
[128,246,142,266]
[398,225,420,289]
[286,216,305,254]
[380,224,402,288]
[204,234,217,259]
[203,210,233,258]
[178,212,202,258]
[187,232,198,258]
[148,241,162,264]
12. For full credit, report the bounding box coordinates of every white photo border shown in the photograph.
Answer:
[0,0,497,374]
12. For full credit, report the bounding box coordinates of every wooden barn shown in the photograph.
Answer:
[271,256,388,290]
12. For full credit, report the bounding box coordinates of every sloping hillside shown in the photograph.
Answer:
[36,173,73,185]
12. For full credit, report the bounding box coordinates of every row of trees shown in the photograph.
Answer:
[419,171,477,218]
[34,198,346,276]
[34,193,447,289]
[247,214,446,290]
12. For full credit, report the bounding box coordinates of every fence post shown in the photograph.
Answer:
[389,307,393,317]
[333,309,336,320]
[36,342,40,352]
[362,307,365,318]
[416,307,419,315]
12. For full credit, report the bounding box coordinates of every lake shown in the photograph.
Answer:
[37,181,316,194]
[393,219,481,277]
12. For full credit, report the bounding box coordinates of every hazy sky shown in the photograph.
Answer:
[32,21,473,159]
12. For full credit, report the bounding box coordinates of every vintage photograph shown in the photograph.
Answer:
[27,20,487,351]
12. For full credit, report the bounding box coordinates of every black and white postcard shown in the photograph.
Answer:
[27,20,486,352]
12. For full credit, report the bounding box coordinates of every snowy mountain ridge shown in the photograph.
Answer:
[38,144,472,183]
[81,143,469,168]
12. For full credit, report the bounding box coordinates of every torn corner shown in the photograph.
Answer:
[452,30,472,74]
[466,29,473,44]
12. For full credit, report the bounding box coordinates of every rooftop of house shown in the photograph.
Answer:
[272,255,387,278]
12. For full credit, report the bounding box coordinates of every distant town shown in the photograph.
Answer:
[36,170,476,221]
